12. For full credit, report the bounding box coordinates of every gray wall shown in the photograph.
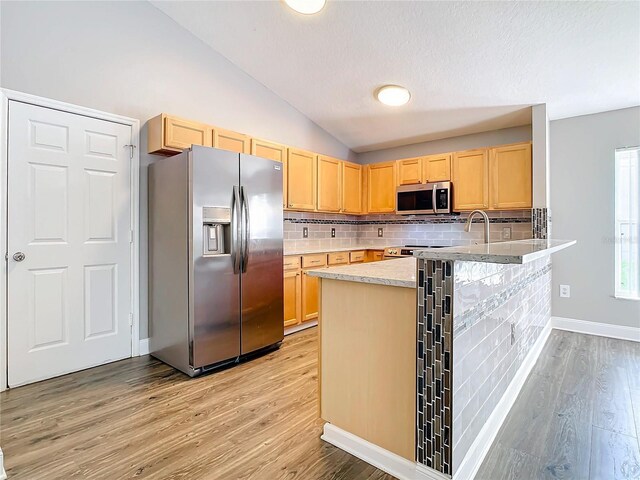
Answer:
[0,1,354,338]
[550,107,640,328]
[355,125,532,164]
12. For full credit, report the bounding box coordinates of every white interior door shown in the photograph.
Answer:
[7,101,132,387]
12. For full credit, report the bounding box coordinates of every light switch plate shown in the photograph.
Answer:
[560,284,571,298]
[331,228,336,238]
[378,228,384,238]
[303,227,308,238]
[502,227,512,240]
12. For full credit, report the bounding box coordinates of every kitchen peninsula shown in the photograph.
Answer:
[309,239,576,480]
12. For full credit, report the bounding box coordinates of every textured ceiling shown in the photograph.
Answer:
[152,1,640,152]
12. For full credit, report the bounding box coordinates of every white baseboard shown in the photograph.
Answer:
[453,321,552,480]
[0,447,6,480]
[284,320,317,336]
[321,424,447,480]
[551,316,640,342]
[139,338,150,356]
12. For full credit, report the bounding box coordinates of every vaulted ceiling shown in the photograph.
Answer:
[152,1,640,152]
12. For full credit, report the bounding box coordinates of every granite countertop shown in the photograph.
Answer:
[306,257,416,288]
[412,239,576,264]
[284,245,392,256]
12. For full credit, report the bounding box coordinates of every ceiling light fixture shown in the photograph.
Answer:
[376,85,411,106]
[284,0,326,15]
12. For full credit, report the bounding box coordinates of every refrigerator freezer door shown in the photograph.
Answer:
[240,154,284,354]
[190,146,241,368]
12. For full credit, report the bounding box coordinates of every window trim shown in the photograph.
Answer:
[614,145,640,300]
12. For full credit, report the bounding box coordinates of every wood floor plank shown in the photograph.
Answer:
[589,426,640,480]
[0,327,394,480]
[474,442,543,480]
[593,364,637,437]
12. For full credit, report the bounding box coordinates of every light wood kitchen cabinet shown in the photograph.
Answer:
[367,161,396,213]
[342,162,363,214]
[284,269,302,328]
[489,142,532,209]
[397,157,423,185]
[327,251,349,266]
[302,269,321,322]
[317,155,342,213]
[214,127,250,154]
[366,250,385,262]
[452,149,489,211]
[287,148,317,211]
[423,153,451,182]
[148,114,211,155]
[251,138,287,208]
[350,250,366,263]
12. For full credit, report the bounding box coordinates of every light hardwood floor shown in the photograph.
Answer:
[0,328,394,480]
[476,330,640,480]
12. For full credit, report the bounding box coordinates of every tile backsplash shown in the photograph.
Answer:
[284,211,533,253]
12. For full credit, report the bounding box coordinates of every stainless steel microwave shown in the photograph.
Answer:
[396,181,452,215]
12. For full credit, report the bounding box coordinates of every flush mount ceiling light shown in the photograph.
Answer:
[284,0,326,15]
[376,85,411,106]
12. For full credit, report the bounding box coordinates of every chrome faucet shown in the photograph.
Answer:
[464,210,490,243]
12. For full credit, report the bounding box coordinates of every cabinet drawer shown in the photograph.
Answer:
[350,250,366,263]
[283,256,301,270]
[302,254,327,268]
[328,252,349,265]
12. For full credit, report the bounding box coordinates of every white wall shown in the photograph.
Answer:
[0,1,354,338]
[355,125,532,164]
[550,107,640,328]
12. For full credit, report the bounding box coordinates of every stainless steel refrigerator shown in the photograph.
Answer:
[148,145,284,376]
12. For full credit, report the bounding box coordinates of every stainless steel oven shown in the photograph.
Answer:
[396,181,452,215]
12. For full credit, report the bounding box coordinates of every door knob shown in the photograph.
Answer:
[12,252,25,262]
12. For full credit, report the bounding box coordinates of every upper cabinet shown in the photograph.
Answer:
[148,114,211,155]
[397,157,423,185]
[214,127,250,154]
[452,149,489,211]
[489,142,532,210]
[317,155,342,213]
[342,162,363,214]
[368,161,396,213]
[251,138,288,208]
[423,153,451,183]
[287,148,317,211]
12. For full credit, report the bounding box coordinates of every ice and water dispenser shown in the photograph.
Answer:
[202,207,231,256]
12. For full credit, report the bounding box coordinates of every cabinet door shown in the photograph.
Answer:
[423,153,451,182]
[342,162,362,214]
[317,155,342,212]
[164,115,211,151]
[301,269,320,322]
[251,138,287,208]
[287,148,317,211]
[368,161,396,213]
[452,149,489,211]
[284,269,301,327]
[490,142,532,209]
[397,157,423,185]
[214,127,250,154]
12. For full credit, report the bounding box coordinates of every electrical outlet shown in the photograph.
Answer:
[560,284,571,298]
[377,228,384,238]
[302,227,308,238]
[502,227,512,240]
[331,228,336,238]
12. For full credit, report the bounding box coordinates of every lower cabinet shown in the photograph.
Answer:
[283,269,302,328]
[301,269,321,322]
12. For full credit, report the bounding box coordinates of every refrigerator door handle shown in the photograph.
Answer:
[231,186,241,274]
[240,186,250,273]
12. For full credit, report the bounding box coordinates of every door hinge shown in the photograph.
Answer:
[129,230,134,243]
[124,144,136,160]
[129,313,133,326]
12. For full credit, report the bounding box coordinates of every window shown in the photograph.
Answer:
[615,146,639,299]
